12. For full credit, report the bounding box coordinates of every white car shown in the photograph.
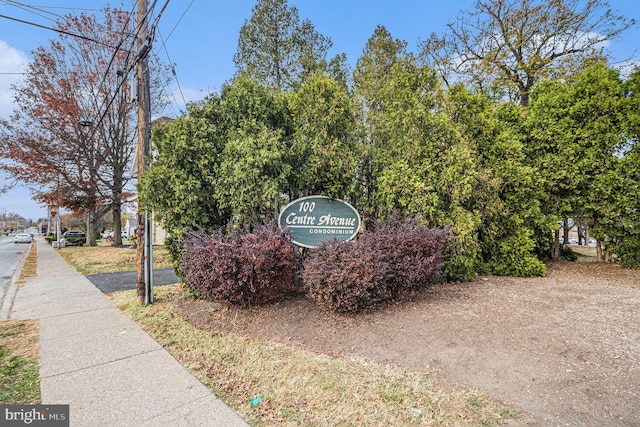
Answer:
[14,232,32,243]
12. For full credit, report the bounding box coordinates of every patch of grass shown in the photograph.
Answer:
[111,286,520,426]
[19,244,38,280]
[571,245,598,262]
[500,408,522,419]
[58,245,173,275]
[0,321,40,404]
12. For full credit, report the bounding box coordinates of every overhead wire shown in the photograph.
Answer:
[154,0,196,114]
[0,13,130,52]
[82,0,163,141]
[3,0,187,130]
[156,27,187,109]
[85,4,138,129]
[0,0,65,22]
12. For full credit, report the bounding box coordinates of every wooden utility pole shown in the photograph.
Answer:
[136,0,152,304]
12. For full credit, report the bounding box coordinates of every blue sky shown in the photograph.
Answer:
[1,0,639,220]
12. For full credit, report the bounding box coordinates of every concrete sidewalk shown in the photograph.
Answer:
[3,239,249,427]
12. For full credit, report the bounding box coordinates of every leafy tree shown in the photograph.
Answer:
[622,67,640,203]
[352,25,409,218]
[139,100,230,237]
[447,86,547,276]
[421,0,635,106]
[371,58,481,281]
[286,72,357,200]
[214,75,290,225]
[0,7,145,245]
[527,62,626,260]
[604,67,640,267]
[233,0,345,91]
[216,125,290,225]
[353,25,409,108]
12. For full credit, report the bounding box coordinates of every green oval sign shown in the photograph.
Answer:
[278,196,361,248]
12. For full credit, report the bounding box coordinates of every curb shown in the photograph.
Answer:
[0,241,32,320]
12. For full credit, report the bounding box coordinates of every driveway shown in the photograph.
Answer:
[86,268,179,293]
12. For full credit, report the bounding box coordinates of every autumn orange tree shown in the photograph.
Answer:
[0,7,158,246]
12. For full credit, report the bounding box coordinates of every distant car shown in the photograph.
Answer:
[62,230,86,246]
[14,232,32,244]
[121,230,129,238]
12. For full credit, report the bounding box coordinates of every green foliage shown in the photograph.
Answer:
[233,0,342,91]
[559,245,578,262]
[286,72,358,199]
[139,110,230,237]
[367,60,481,281]
[615,68,640,269]
[0,322,40,404]
[618,237,640,269]
[447,87,547,276]
[352,25,409,217]
[527,62,629,260]
[216,125,289,226]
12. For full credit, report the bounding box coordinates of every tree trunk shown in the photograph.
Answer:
[593,217,602,261]
[551,229,560,261]
[563,219,570,246]
[86,206,98,246]
[112,195,123,246]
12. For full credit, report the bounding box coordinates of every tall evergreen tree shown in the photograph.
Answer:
[352,26,408,218]
[527,62,626,260]
[233,0,343,91]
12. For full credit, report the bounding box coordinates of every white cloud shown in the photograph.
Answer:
[0,40,28,119]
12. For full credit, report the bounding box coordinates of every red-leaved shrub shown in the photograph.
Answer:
[180,223,297,308]
[304,217,448,313]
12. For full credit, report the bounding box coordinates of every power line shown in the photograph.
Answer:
[0,0,65,23]
[154,0,195,112]
[161,0,194,42]
[156,27,187,108]
[0,13,131,52]
[87,5,138,127]
[0,1,103,13]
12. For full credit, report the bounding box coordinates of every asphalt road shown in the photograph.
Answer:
[0,236,30,307]
[86,268,180,294]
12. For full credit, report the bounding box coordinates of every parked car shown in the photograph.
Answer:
[62,230,86,246]
[14,232,32,244]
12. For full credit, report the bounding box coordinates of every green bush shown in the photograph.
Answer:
[618,237,640,269]
[487,233,547,277]
[559,245,578,262]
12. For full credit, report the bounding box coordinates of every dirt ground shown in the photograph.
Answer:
[175,261,640,426]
